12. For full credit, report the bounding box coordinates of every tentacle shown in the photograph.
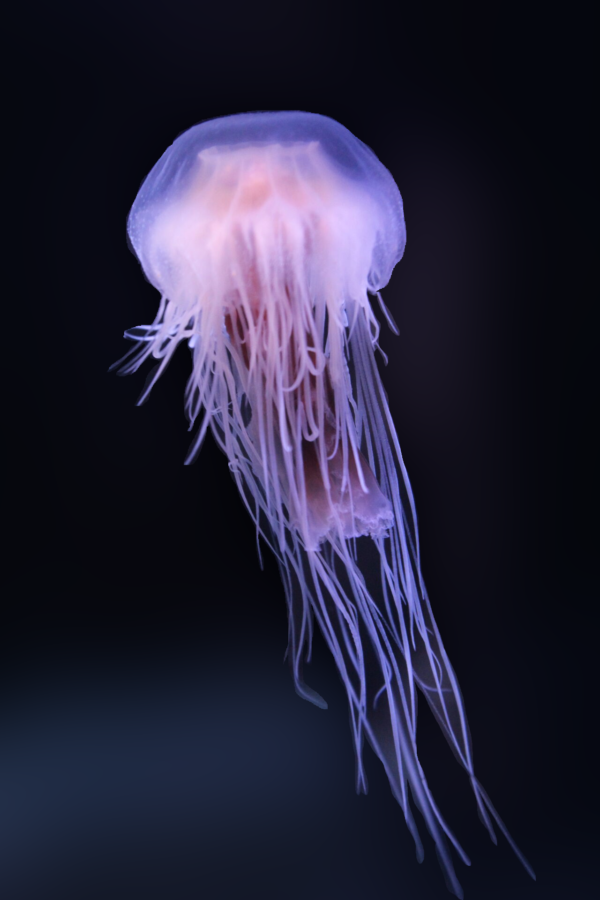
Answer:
[115,250,534,896]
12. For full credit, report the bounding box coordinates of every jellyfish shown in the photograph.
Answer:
[113,111,534,897]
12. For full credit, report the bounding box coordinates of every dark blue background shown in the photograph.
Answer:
[3,2,594,898]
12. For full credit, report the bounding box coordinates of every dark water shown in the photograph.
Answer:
[3,3,595,898]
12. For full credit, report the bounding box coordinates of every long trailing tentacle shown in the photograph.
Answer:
[348,311,535,882]
[115,270,535,896]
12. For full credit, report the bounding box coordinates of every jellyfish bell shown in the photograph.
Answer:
[115,111,534,897]
[127,111,405,287]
